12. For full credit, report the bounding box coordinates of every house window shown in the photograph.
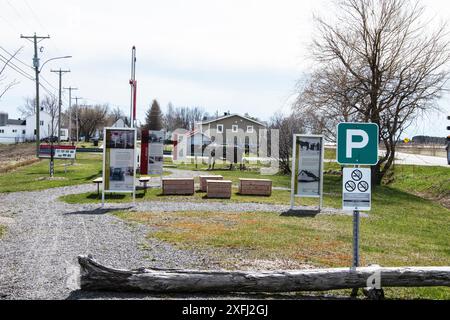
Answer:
[0,129,4,134]
[22,130,26,134]
[232,125,238,133]
[217,124,223,133]
[40,121,44,126]
[12,129,17,133]
[247,126,253,133]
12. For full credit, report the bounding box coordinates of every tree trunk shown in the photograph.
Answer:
[78,255,450,293]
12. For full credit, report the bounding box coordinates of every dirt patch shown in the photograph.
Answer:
[0,143,37,173]
[229,258,315,271]
[414,191,450,210]
[35,177,68,181]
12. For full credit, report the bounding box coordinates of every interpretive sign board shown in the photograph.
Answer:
[290,135,324,210]
[102,128,136,203]
[140,130,164,175]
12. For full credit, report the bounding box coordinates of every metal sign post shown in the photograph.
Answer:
[337,122,379,298]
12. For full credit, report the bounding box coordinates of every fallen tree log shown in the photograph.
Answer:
[78,255,450,293]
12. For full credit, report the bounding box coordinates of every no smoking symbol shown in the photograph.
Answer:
[345,181,356,192]
[358,181,369,192]
[351,169,363,181]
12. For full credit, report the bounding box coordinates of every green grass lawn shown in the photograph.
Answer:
[113,182,450,299]
[389,165,450,200]
[0,153,103,193]
[0,225,6,238]
[72,140,103,148]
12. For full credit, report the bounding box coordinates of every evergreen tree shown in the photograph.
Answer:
[145,99,163,130]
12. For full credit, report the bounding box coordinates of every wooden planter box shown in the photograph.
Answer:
[199,175,223,192]
[238,178,272,196]
[207,180,232,199]
[162,178,195,195]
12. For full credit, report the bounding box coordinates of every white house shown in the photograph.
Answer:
[0,109,57,144]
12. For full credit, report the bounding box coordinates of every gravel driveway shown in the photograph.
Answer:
[0,169,353,300]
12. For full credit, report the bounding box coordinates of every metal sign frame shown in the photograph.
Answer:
[102,127,137,206]
[290,134,324,211]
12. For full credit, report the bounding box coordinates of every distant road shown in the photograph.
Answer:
[386,151,449,167]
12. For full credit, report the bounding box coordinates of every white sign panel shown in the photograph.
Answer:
[342,168,371,211]
[148,130,164,175]
[104,128,136,192]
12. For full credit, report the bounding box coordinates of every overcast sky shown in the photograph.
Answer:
[0,0,449,138]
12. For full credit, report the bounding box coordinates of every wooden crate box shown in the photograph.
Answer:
[162,178,195,195]
[207,180,232,199]
[199,175,223,192]
[238,178,272,196]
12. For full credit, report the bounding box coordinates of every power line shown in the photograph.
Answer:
[21,0,63,56]
[50,68,70,142]
[22,0,48,34]
[5,0,34,34]
[21,33,50,156]
[0,53,34,80]
[0,45,33,69]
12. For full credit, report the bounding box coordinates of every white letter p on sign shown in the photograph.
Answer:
[346,129,369,158]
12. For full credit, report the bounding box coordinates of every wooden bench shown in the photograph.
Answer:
[199,175,223,192]
[162,178,195,195]
[238,178,272,196]
[93,177,103,197]
[207,180,232,199]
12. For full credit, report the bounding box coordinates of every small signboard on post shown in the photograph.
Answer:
[290,134,324,211]
[39,145,77,159]
[337,123,379,165]
[336,122,379,293]
[343,168,371,211]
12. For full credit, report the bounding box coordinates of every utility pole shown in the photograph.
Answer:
[63,87,78,142]
[20,33,50,157]
[51,69,70,143]
[74,97,82,142]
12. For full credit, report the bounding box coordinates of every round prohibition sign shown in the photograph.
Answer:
[358,181,369,192]
[351,169,363,181]
[345,180,356,192]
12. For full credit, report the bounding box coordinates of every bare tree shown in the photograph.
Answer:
[108,106,126,125]
[42,96,59,137]
[78,104,109,141]
[295,0,450,184]
[269,112,306,174]
[163,104,209,131]
[19,95,59,136]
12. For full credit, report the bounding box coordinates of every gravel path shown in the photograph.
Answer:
[0,169,355,300]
